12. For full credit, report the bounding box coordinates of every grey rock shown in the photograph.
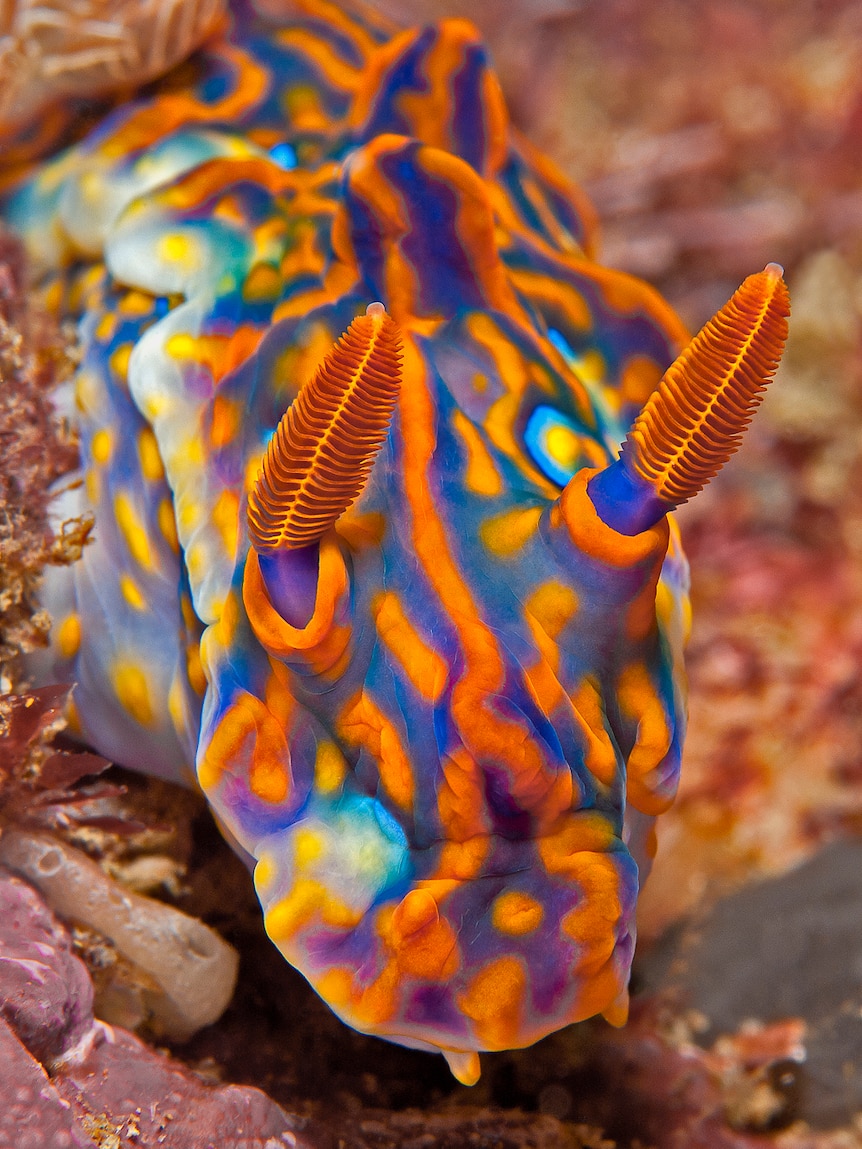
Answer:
[638,837,862,1127]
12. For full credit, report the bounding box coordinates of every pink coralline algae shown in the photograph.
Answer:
[0,869,311,1149]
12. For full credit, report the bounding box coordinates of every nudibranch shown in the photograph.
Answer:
[5,1,789,1084]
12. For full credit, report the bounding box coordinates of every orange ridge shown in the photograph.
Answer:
[248,304,402,551]
[625,263,790,504]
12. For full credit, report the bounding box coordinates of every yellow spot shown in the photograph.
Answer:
[282,83,330,132]
[392,888,438,938]
[265,878,325,940]
[95,313,117,343]
[56,614,81,659]
[265,877,360,940]
[451,409,502,496]
[212,489,240,557]
[158,232,198,267]
[270,327,329,402]
[321,897,364,930]
[141,391,169,421]
[85,470,99,506]
[109,343,131,382]
[77,264,104,299]
[315,741,347,793]
[119,573,147,611]
[656,575,691,643]
[243,261,282,303]
[458,955,527,1049]
[168,673,189,743]
[158,497,179,553]
[112,660,155,727]
[254,853,276,893]
[186,642,207,695]
[119,289,156,316]
[435,837,488,883]
[536,811,617,879]
[210,395,240,450]
[80,169,102,205]
[166,332,197,360]
[75,369,101,416]
[185,540,206,587]
[315,966,354,1008]
[337,510,386,549]
[214,590,239,648]
[138,427,165,483]
[245,452,264,495]
[176,436,204,469]
[525,581,578,639]
[247,212,286,263]
[114,492,154,570]
[90,428,112,466]
[41,279,63,313]
[178,496,202,535]
[491,890,544,936]
[294,827,325,869]
[479,505,543,556]
[180,592,198,632]
[545,423,582,471]
[576,349,605,385]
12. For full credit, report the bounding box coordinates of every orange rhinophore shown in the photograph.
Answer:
[625,262,790,505]
[247,303,403,552]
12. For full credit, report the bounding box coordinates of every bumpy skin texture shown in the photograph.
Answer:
[7,0,694,1080]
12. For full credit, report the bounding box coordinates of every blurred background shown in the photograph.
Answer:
[2,1,861,1144]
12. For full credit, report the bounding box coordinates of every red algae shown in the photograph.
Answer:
[0,229,85,689]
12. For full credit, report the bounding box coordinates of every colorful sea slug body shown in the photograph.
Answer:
[3,0,789,1084]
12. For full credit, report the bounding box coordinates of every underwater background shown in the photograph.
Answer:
[0,0,861,1145]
